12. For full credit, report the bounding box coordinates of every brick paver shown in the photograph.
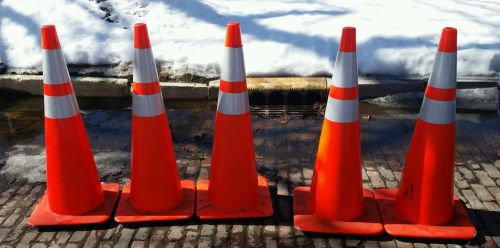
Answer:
[0,107,499,247]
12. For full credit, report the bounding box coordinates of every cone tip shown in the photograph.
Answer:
[41,25,61,50]
[225,22,242,48]
[134,23,151,49]
[339,26,356,52]
[438,27,457,52]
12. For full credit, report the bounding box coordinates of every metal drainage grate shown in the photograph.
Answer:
[248,91,324,106]
[250,105,322,118]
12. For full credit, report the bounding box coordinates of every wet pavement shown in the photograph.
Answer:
[0,96,499,247]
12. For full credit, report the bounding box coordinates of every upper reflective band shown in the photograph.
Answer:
[134,48,159,84]
[425,86,456,101]
[132,82,161,95]
[132,92,165,117]
[44,82,73,96]
[221,48,246,82]
[217,91,250,115]
[329,86,358,100]
[220,80,247,93]
[324,97,358,123]
[43,49,71,85]
[419,98,455,124]
[428,52,456,89]
[331,52,358,88]
[44,94,79,119]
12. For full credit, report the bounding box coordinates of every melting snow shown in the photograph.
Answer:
[0,0,498,77]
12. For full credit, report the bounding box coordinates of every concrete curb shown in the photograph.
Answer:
[0,74,497,101]
[160,82,208,100]
[74,77,129,97]
[0,75,209,100]
[331,77,426,99]
[208,77,327,100]
[0,75,43,96]
[0,75,130,97]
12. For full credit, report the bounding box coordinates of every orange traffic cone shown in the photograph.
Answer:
[374,27,476,239]
[114,23,195,223]
[29,25,120,226]
[293,27,383,235]
[196,22,273,219]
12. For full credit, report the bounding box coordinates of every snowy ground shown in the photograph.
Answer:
[1,110,132,183]
[1,106,499,184]
[0,0,499,78]
[366,87,499,110]
[0,106,498,246]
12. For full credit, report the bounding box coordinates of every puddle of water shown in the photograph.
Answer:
[0,96,212,146]
[0,96,44,146]
[0,95,496,146]
[0,95,498,184]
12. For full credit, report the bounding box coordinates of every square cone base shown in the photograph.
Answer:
[293,187,384,235]
[196,176,273,219]
[28,183,120,226]
[374,189,477,239]
[114,180,195,223]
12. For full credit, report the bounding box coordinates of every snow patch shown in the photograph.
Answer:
[0,0,499,77]
[457,87,499,110]
[0,110,133,182]
[366,87,499,111]
[3,144,46,182]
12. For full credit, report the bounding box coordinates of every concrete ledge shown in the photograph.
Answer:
[73,77,130,97]
[355,77,426,99]
[209,76,425,100]
[0,75,43,95]
[159,82,208,100]
[454,76,498,88]
[1,74,498,102]
[209,77,326,100]
[0,75,130,97]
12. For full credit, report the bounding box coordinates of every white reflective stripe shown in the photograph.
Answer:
[217,91,249,115]
[43,50,71,85]
[419,98,455,124]
[134,48,159,84]
[331,52,358,88]
[132,92,165,117]
[221,48,246,82]
[44,94,79,119]
[428,52,456,89]
[324,97,358,123]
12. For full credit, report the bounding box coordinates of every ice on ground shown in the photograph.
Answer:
[366,87,499,111]
[365,92,424,108]
[457,87,499,111]
[0,110,133,183]
[3,144,46,182]
[0,0,499,78]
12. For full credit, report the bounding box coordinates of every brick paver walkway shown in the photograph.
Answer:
[0,107,499,247]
